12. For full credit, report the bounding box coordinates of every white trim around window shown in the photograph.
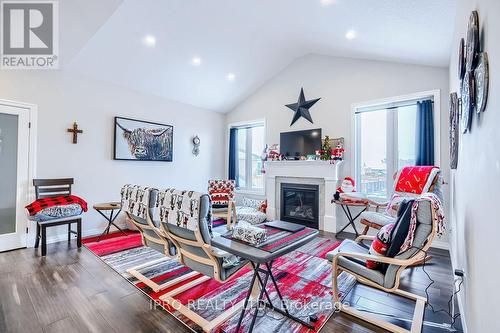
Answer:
[227,118,266,195]
[350,90,441,197]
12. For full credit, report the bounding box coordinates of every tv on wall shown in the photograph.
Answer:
[280,128,322,159]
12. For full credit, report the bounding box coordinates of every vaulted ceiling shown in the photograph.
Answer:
[66,0,456,112]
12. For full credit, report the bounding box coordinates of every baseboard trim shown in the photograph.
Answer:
[430,239,449,250]
[26,227,119,247]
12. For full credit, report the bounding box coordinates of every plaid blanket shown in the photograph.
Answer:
[25,195,88,216]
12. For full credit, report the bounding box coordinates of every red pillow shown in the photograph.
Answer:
[366,223,394,269]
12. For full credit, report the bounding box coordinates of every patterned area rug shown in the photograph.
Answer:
[83,230,356,333]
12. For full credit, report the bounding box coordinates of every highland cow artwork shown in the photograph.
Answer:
[114,117,173,161]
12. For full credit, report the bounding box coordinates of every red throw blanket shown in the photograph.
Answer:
[25,195,88,216]
[395,166,438,194]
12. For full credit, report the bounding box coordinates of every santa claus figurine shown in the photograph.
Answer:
[332,142,345,160]
[333,177,356,200]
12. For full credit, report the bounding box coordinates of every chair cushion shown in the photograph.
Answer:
[360,211,395,226]
[236,207,267,225]
[326,239,385,286]
[29,204,83,222]
[35,214,82,224]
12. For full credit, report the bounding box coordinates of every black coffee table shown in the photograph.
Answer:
[211,222,318,333]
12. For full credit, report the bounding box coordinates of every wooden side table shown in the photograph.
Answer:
[332,199,369,237]
[93,202,124,241]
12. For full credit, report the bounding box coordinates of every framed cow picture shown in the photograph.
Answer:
[114,116,173,161]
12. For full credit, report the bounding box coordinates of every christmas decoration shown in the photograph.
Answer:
[334,177,356,201]
[320,136,332,161]
[332,141,344,160]
[285,88,320,126]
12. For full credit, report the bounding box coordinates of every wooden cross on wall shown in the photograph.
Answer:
[67,122,83,144]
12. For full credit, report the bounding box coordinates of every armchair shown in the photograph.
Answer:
[208,179,237,229]
[121,185,184,293]
[156,188,250,332]
[359,166,441,235]
[328,197,439,333]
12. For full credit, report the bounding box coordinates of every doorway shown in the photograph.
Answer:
[0,100,36,252]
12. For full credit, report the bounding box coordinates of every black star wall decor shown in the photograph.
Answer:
[285,88,321,126]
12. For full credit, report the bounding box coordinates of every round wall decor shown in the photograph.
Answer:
[465,11,479,71]
[458,38,466,80]
[461,71,475,133]
[449,92,460,169]
[474,52,489,113]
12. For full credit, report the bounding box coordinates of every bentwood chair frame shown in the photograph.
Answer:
[123,187,199,293]
[331,204,437,333]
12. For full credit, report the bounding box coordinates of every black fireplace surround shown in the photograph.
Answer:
[280,183,319,229]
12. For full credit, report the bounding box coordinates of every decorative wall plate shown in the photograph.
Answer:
[461,71,475,133]
[449,92,459,169]
[474,52,489,113]
[465,11,479,71]
[458,38,466,80]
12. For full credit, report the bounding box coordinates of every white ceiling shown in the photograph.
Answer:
[67,0,456,112]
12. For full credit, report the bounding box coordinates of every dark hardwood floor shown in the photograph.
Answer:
[0,232,462,333]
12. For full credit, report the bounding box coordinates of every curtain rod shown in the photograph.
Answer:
[355,99,434,114]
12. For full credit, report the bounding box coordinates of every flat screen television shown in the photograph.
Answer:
[280,129,322,159]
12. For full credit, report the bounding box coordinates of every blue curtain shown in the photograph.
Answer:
[415,100,435,166]
[228,128,239,187]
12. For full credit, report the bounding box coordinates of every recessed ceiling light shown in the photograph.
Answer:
[226,73,236,82]
[345,30,357,40]
[191,56,202,66]
[320,0,336,6]
[142,34,156,47]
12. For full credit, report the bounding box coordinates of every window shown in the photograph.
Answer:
[229,122,265,192]
[354,97,432,199]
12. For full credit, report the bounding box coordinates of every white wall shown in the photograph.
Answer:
[449,1,500,332]
[226,54,450,238]
[0,71,225,241]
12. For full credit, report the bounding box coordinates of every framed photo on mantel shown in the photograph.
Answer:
[113,116,173,161]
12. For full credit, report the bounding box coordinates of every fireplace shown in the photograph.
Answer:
[280,183,319,229]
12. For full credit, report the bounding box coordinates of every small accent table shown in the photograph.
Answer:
[211,222,318,333]
[332,199,368,237]
[93,202,124,241]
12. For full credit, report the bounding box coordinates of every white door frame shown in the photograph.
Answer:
[0,98,37,251]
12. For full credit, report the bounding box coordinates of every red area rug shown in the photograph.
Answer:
[83,230,354,333]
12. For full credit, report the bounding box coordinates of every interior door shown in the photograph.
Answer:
[0,103,30,252]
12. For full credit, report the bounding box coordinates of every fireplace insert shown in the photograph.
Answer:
[280,183,319,229]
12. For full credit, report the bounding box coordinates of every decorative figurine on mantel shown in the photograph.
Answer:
[67,122,83,144]
[332,141,344,160]
[267,144,281,161]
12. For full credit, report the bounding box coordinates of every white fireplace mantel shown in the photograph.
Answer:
[264,160,344,233]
